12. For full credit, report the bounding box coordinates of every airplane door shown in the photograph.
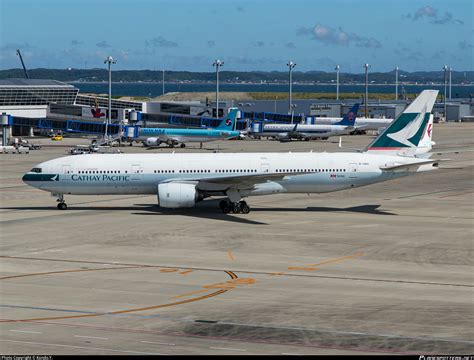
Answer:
[349,163,358,178]
[61,165,71,181]
[131,164,142,180]
[260,157,270,173]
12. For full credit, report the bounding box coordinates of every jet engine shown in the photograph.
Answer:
[157,182,198,208]
[145,138,161,147]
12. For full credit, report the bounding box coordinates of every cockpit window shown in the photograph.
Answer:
[31,167,42,173]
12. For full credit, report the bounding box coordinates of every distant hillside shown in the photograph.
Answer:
[0,68,473,84]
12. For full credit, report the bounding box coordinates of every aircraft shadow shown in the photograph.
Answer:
[250,204,396,216]
[1,204,394,225]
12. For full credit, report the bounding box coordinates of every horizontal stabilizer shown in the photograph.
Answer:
[379,159,446,172]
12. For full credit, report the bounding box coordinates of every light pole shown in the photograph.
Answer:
[335,65,340,101]
[443,65,448,120]
[395,66,399,101]
[364,63,370,118]
[162,69,165,95]
[104,56,117,139]
[449,67,452,100]
[212,59,224,117]
[287,61,296,114]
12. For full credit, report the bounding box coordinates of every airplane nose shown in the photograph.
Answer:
[22,173,30,183]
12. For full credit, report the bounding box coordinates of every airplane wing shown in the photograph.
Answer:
[161,170,312,192]
[158,134,181,143]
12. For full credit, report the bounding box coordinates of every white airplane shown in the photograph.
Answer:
[257,104,362,141]
[23,90,441,214]
[314,115,393,133]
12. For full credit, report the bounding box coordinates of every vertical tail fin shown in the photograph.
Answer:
[365,90,438,156]
[416,114,435,155]
[215,108,238,130]
[335,103,360,126]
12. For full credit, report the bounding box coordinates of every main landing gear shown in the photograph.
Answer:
[219,199,250,214]
[56,194,67,210]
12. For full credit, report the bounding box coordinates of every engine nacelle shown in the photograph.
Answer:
[145,137,160,146]
[157,182,197,208]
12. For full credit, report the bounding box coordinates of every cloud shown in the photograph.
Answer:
[395,45,424,62]
[404,6,464,25]
[297,23,381,48]
[207,40,215,48]
[413,5,437,19]
[285,42,296,49]
[70,40,83,46]
[145,36,178,48]
[432,50,446,60]
[458,40,473,50]
[96,41,111,48]
[0,42,33,51]
[432,12,464,25]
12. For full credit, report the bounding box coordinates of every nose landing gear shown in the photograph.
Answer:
[55,194,67,210]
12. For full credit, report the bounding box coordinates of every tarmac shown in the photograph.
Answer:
[0,123,473,355]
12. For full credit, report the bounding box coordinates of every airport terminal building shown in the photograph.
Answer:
[1,78,473,138]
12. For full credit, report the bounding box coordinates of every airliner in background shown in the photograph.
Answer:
[314,114,393,133]
[139,109,242,148]
[254,104,362,141]
[23,90,441,214]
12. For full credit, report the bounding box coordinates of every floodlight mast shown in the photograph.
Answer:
[104,56,117,139]
[443,65,448,120]
[287,61,296,114]
[213,59,224,117]
[364,63,370,118]
[395,66,399,101]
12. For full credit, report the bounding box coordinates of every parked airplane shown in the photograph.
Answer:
[314,114,393,133]
[23,90,441,214]
[139,109,242,148]
[256,104,361,141]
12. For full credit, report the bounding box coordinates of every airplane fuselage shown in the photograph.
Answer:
[258,123,353,139]
[23,152,432,197]
[314,117,393,131]
[138,127,241,144]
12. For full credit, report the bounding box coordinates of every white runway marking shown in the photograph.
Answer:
[210,346,247,352]
[141,340,176,346]
[74,335,109,340]
[10,330,43,334]
[0,339,166,355]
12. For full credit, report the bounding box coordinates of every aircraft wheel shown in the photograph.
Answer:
[57,202,67,210]
[219,199,229,210]
[240,204,250,214]
[222,205,231,214]
[232,204,241,213]
[180,143,186,148]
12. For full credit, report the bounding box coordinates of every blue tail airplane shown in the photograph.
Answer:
[138,109,243,148]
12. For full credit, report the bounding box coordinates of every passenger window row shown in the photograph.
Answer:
[76,170,126,174]
[276,169,346,173]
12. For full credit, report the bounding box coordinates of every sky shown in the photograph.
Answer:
[0,0,473,73]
